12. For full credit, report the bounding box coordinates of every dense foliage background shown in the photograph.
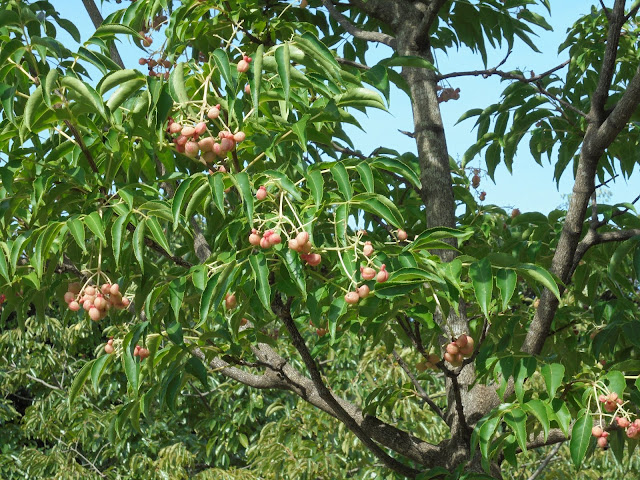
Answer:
[1,0,640,479]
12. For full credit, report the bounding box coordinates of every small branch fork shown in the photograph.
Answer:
[320,0,397,48]
[392,349,445,421]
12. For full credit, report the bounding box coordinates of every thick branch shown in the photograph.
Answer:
[273,295,420,477]
[190,343,441,468]
[321,0,397,48]
[571,227,640,277]
[590,0,626,120]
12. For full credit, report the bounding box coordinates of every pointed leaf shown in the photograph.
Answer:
[570,413,593,467]
[249,253,272,312]
[496,268,516,311]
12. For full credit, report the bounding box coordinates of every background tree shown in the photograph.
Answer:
[1,0,640,479]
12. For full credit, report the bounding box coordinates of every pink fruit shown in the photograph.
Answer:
[202,151,216,164]
[68,282,81,294]
[376,265,389,283]
[617,417,630,428]
[592,426,603,437]
[82,300,92,311]
[184,141,199,157]
[199,136,215,152]
[121,297,130,307]
[455,334,468,348]
[344,292,359,305]
[244,84,251,95]
[256,186,267,200]
[363,241,373,256]
[305,253,321,266]
[296,231,309,245]
[220,137,234,152]
[233,131,246,142]
[104,344,114,354]
[460,337,475,357]
[207,107,220,119]
[237,59,250,73]
[212,143,223,156]
[288,239,299,251]
[361,267,376,280]
[249,232,261,246]
[85,286,96,296]
[597,436,608,448]
[110,284,120,295]
[181,126,196,137]
[357,285,370,298]
[194,122,207,135]
[446,343,460,355]
[101,283,111,294]
[89,307,101,321]
[260,236,271,249]
[175,134,188,146]
[64,291,75,303]
[225,293,237,310]
[69,301,80,311]
[138,348,150,360]
[397,229,408,241]
[269,233,282,246]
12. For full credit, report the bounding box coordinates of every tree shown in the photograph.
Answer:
[1,0,640,478]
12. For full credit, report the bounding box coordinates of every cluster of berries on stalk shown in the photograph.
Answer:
[591,392,640,448]
[444,334,475,367]
[63,282,130,321]
[139,56,172,79]
[133,344,150,359]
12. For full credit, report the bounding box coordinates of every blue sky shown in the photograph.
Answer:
[56,0,638,215]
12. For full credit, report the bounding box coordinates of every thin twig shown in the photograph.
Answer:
[526,443,562,480]
[392,350,445,420]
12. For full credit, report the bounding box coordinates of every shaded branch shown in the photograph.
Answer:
[337,57,370,70]
[571,227,640,276]
[63,121,99,174]
[125,222,193,268]
[526,443,562,480]
[321,0,397,48]
[392,350,446,421]
[273,295,420,477]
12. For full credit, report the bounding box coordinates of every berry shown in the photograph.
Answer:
[597,436,608,448]
[296,231,309,246]
[363,241,373,257]
[220,137,235,152]
[288,239,299,251]
[249,231,261,246]
[479,191,486,201]
[237,59,250,73]
[207,107,221,120]
[305,253,321,266]
[89,307,101,321]
[240,318,248,326]
[68,282,82,294]
[357,285,370,298]
[64,291,75,303]
[199,136,215,153]
[138,348,150,360]
[592,426,603,437]
[376,265,389,283]
[617,417,630,428]
[260,236,271,249]
[69,301,80,311]
[181,126,196,137]
[256,186,267,200]
[101,283,111,294]
[269,233,282,246]
[361,267,376,281]
[184,141,199,158]
[233,131,246,143]
[397,229,408,242]
[225,293,237,310]
[194,122,207,136]
[85,286,96,296]
[344,291,359,305]
[511,208,521,218]
[459,336,475,357]
[455,334,468,348]
[104,344,114,354]
[446,342,460,355]
[175,135,188,146]
[471,174,480,188]
[244,84,251,95]
[316,328,327,337]
[428,354,440,365]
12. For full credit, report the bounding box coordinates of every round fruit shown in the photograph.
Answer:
[443,352,456,364]
[296,231,309,245]
[357,285,370,298]
[220,137,234,152]
[397,229,408,241]
[237,59,250,73]
[363,241,373,257]
[85,286,96,296]
[269,233,282,246]
[460,337,475,357]
[260,236,271,249]
[184,141,199,157]
[225,293,237,310]
[68,282,82,294]
[455,334,468,348]
[446,343,460,355]
[194,122,207,135]
[305,253,321,266]
[617,417,630,428]
[138,348,150,360]
[345,292,359,305]
[361,267,376,280]
[69,301,80,311]
[244,84,251,95]
[89,307,101,321]
[207,107,220,119]
[376,265,389,283]
[233,131,246,143]
[249,232,261,246]
[64,291,75,303]
[256,186,267,200]
[592,426,603,437]
[428,354,440,364]
[317,328,327,337]
[288,239,299,251]
[597,436,608,448]
[104,344,114,354]
[181,126,196,137]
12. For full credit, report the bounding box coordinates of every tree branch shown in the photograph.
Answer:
[392,350,446,421]
[272,295,420,477]
[321,0,397,48]
[526,443,562,480]
[81,0,125,69]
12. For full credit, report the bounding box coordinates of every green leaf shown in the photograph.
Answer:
[250,44,264,116]
[184,181,210,219]
[570,413,593,467]
[67,217,87,253]
[541,363,564,399]
[169,277,186,321]
[469,257,493,318]
[91,353,112,391]
[496,269,516,312]
[523,399,550,441]
[208,174,225,215]
[381,56,436,69]
[99,69,144,95]
[292,114,309,151]
[0,244,9,282]
[84,212,107,244]
[122,322,148,395]
[69,359,95,406]
[330,163,352,201]
[133,219,146,274]
[33,223,64,280]
[111,213,130,267]
[306,169,324,206]
[609,237,640,279]
[146,216,171,255]
[275,43,291,117]
[23,85,44,131]
[249,253,272,312]
[356,162,374,192]
[212,49,233,90]
[59,76,106,120]
[106,78,145,112]
[517,263,561,301]
[93,23,141,38]
[167,321,184,345]
[172,177,194,228]
[351,193,405,229]
[263,170,302,201]
[280,249,306,299]
[231,172,254,227]
[371,157,421,189]
[42,68,59,108]
[634,245,640,283]
[185,357,209,387]
[504,408,528,453]
[200,262,236,323]
[169,62,189,104]
[335,87,386,110]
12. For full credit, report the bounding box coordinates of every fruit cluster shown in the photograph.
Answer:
[138,56,172,79]
[237,55,252,73]
[444,334,475,367]
[599,392,623,413]
[63,282,130,321]
[591,426,609,448]
[133,344,150,359]
[437,87,461,103]
[167,112,245,161]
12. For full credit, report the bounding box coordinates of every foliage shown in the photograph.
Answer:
[1,0,640,479]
